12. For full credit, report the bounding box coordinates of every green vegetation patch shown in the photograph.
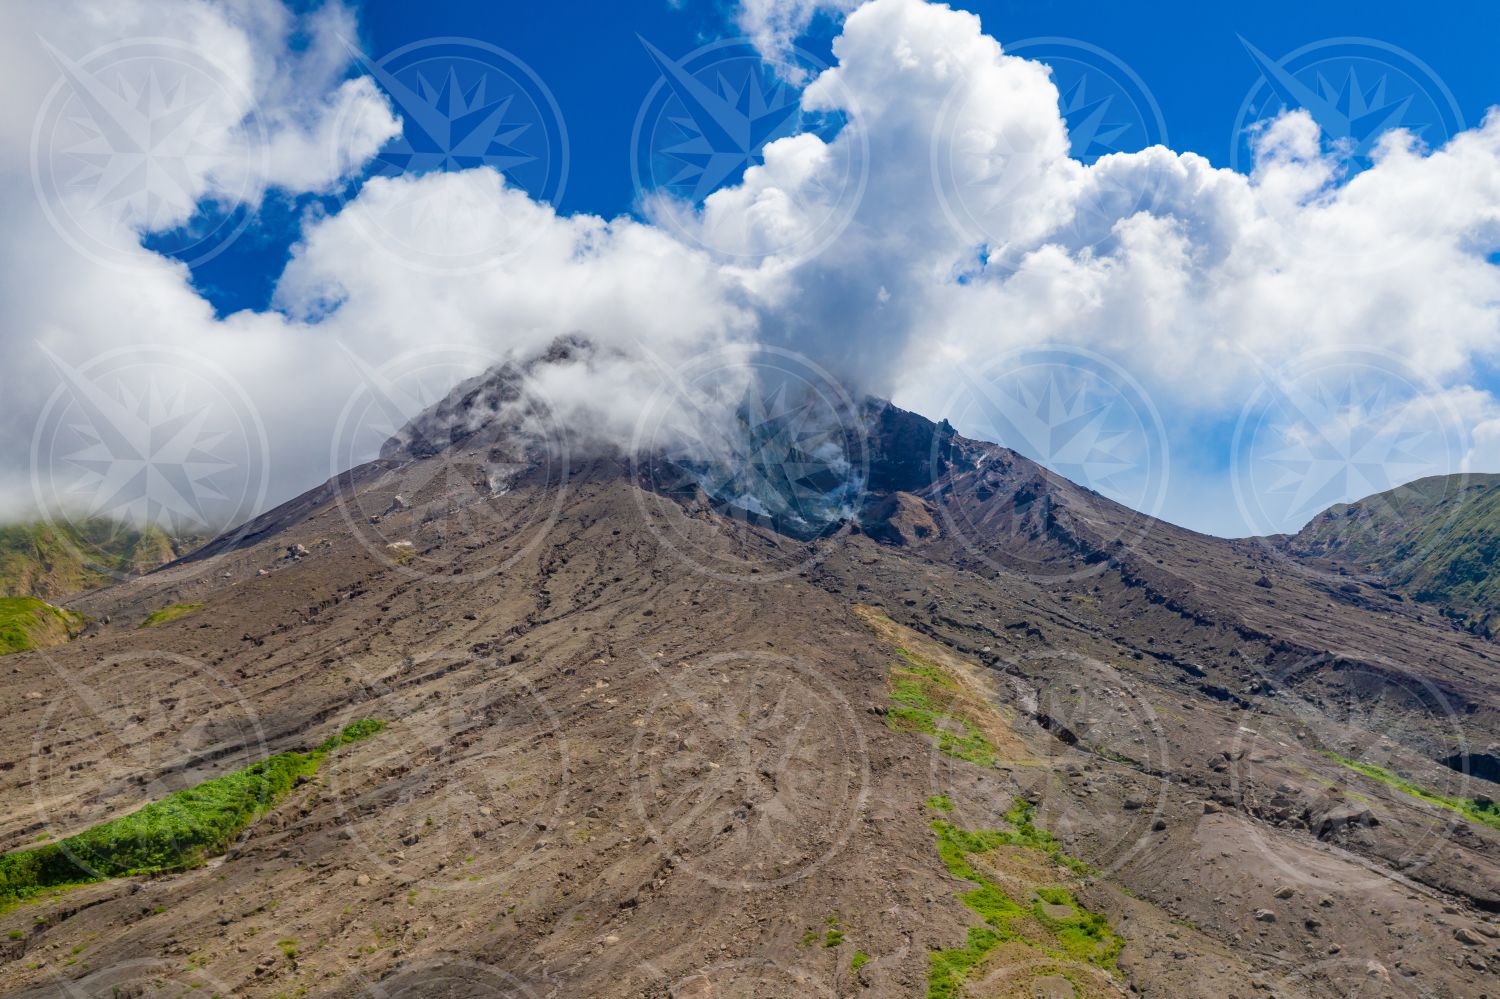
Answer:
[0,519,185,600]
[0,597,84,656]
[885,649,995,766]
[1329,753,1500,832]
[0,720,385,907]
[140,603,203,628]
[926,802,1119,999]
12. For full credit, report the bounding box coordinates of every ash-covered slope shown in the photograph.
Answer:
[2,346,1499,998]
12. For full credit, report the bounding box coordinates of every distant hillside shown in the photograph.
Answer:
[0,519,188,601]
[0,596,84,655]
[1283,474,1500,634]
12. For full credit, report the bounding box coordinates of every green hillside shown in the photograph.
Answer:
[0,519,181,601]
[0,596,85,655]
[1285,474,1500,634]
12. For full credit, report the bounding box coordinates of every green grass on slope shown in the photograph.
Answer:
[140,602,203,628]
[1329,753,1500,832]
[0,720,385,907]
[885,647,995,766]
[0,519,183,601]
[1290,474,1500,632]
[927,801,1121,999]
[0,597,84,656]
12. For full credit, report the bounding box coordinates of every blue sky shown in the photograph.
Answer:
[11,0,1500,539]
[168,0,1500,316]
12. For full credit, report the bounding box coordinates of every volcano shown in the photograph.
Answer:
[2,345,1499,998]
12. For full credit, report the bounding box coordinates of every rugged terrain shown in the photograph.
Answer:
[1,367,1499,998]
[1282,473,1500,637]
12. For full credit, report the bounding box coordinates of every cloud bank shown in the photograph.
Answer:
[3,0,1499,538]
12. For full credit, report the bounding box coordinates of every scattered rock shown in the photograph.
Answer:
[1455,926,1485,946]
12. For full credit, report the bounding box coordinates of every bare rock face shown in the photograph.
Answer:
[11,348,1500,999]
[381,334,594,462]
[860,492,939,546]
[1305,795,1379,838]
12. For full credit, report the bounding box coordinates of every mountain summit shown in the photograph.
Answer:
[1,355,1498,998]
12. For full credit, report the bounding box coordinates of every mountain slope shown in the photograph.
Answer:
[0,372,1497,998]
[1282,473,1500,634]
[0,519,186,601]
